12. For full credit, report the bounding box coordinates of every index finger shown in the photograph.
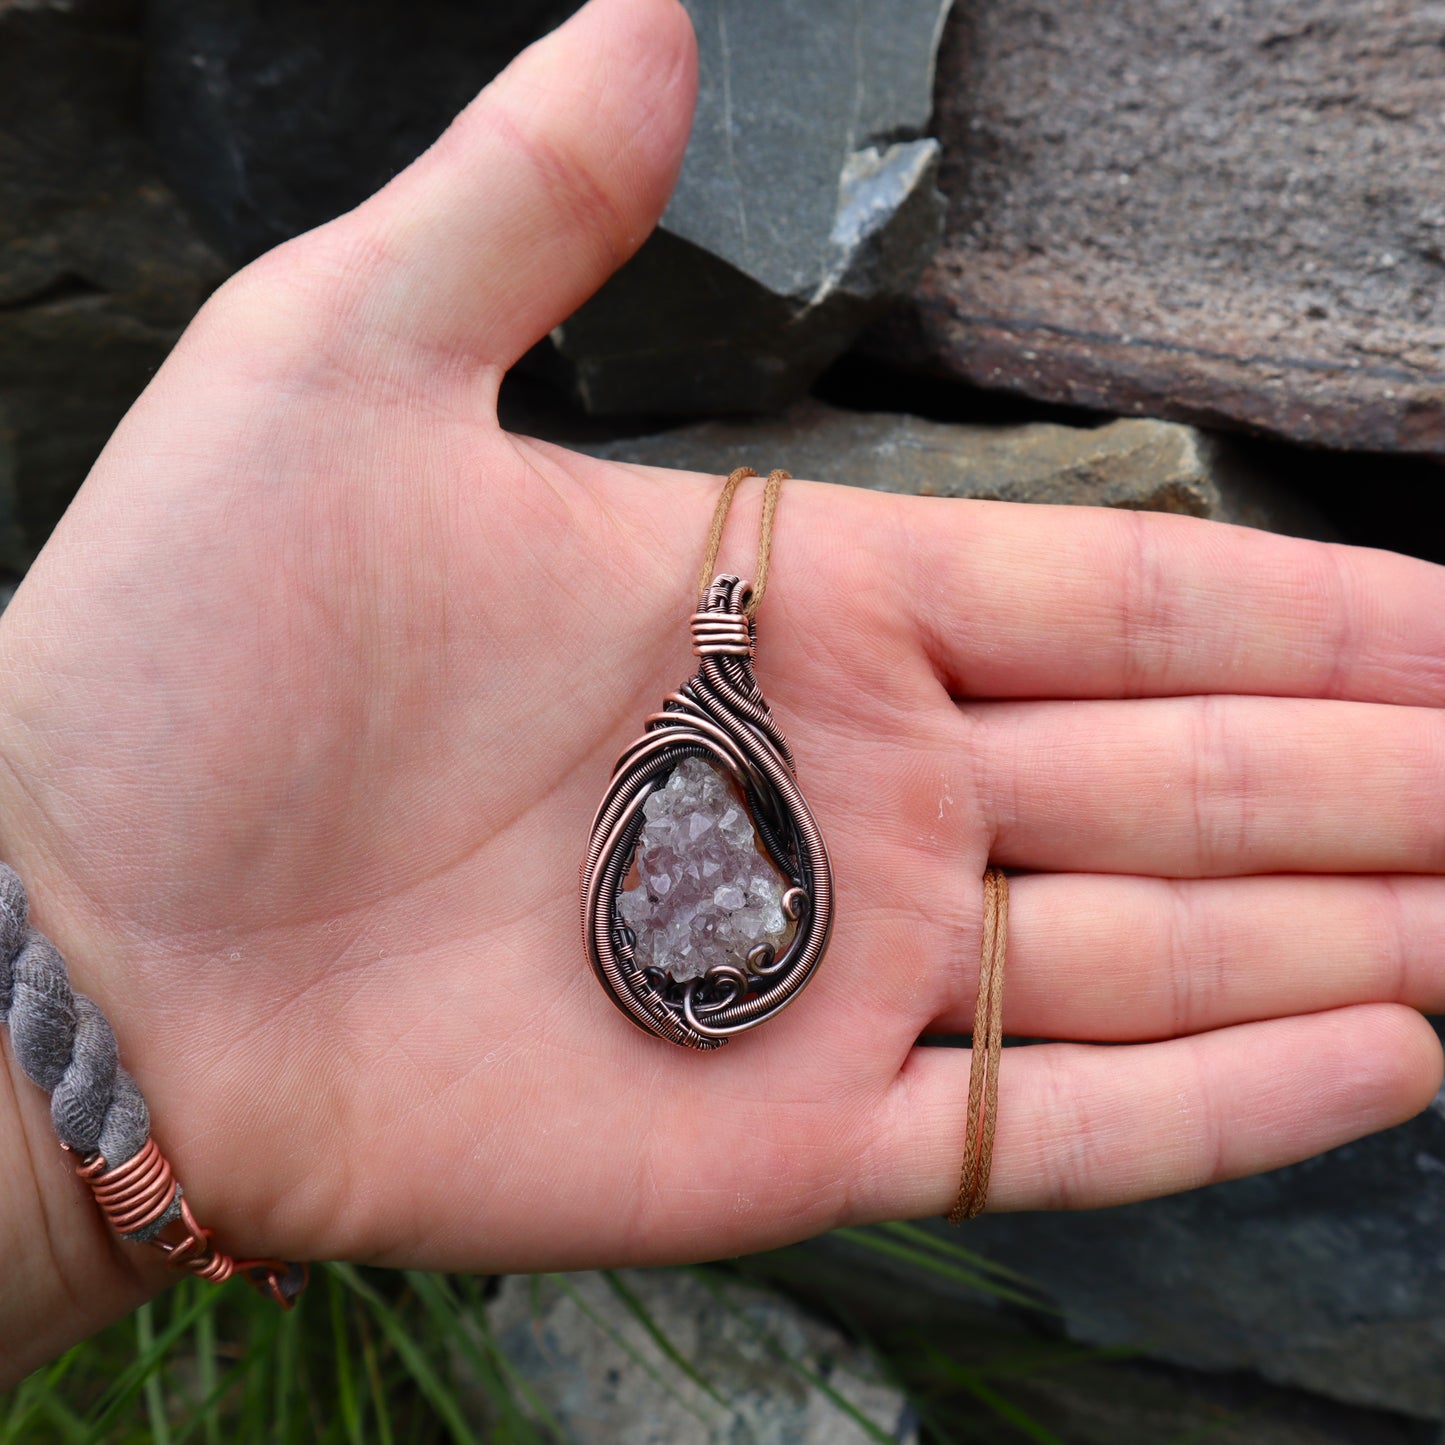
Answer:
[903,499,1445,705]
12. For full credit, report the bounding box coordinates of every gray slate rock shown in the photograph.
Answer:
[550,0,952,415]
[0,0,227,573]
[143,0,579,262]
[575,398,1329,535]
[951,1082,1445,1421]
[142,0,950,417]
[751,1081,1445,1424]
[746,1241,1439,1444]
[486,1268,917,1445]
[868,0,1445,455]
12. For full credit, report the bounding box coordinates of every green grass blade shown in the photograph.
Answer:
[272,1287,302,1439]
[238,1284,282,1443]
[943,1367,1066,1445]
[684,1268,896,1445]
[831,1228,1053,1312]
[453,1275,568,1441]
[136,1302,175,1445]
[192,1284,222,1445]
[402,1272,555,1444]
[875,1220,1037,1285]
[327,1268,366,1445]
[357,1306,395,1445]
[171,1353,254,1445]
[329,1265,480,1445]
[600,1271,731,1411]
[546,1274,720,1429]
[34,1393,88,1445]
[0,1343,82,1445]
[84,1287,224,1438]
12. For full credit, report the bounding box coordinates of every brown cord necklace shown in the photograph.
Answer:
[580,468,834,1048]
[579,467,1006,1223]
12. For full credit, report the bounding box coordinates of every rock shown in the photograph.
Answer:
[549,0,952,415]
[486,1268,918,1444]
[0,0,227,574]
[866,0,1445,455]
[750,1079,1445,1423]
[574,398,1331,535]
[618,757,789,983]
[140,0,950,413]
[143,0,580,262]
[947,1081,1445,1420]
[744,1237,1439,1444]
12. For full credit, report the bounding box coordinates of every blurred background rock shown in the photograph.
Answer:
[4,1,1444,1438]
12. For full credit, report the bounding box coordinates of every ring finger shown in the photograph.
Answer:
[925,871,1445,1041]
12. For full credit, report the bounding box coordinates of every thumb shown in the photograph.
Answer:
[279,0,697,374]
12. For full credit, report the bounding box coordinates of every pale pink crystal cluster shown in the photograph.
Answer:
[617,756,790,982]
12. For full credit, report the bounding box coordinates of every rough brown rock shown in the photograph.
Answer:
[867,0,1445,455]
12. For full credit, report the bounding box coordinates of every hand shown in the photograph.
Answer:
[2,0,1442,1377]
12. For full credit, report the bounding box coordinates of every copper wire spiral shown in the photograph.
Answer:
[77,1136,177,1237]
[75,1138,303,1301]
[582,574,833,1049]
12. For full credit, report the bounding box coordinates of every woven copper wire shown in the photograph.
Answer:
[582,571,833,1048]
[163,1197,236,1284]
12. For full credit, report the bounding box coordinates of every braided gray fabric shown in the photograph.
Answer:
[0,861,180,1241]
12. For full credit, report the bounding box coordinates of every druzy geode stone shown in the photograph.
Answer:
[617,757,790,983]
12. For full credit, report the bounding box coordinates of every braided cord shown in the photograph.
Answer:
[948,869,1008,1224]
[0,861,306,1305]
[0,863,178,1239]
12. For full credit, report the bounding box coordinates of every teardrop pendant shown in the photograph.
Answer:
[581,573,833,1049]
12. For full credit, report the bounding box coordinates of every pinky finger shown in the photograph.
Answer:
[867,1004,1442,1219]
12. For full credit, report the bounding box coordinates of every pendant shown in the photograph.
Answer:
[581,573,833,1049]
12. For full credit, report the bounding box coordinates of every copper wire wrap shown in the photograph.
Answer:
[77,1136,176,1237]
[75,1140,307,1307]
[581,572,834,1049]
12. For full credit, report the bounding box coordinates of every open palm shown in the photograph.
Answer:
[3,0,1443,1374]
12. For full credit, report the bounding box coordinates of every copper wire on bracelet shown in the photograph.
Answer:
[73,1141,305,1306]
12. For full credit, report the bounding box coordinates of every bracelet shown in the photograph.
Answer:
[0,863,306,1307]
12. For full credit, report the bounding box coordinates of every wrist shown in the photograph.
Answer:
[0,739,278,1385]
[0,804,306,1384]
[0,1041,168,1390]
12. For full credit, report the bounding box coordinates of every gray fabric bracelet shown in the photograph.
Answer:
[0,862,180,1240]
[0,861,306,1304]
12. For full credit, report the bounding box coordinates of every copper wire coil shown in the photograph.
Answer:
[76,1140,234,1281]
[164,1198,236,1283]
[187,1254,236,1283]
[75,1138,301,1305]
[77,1136,177,1237]
[690,610,753,657]
[582,573,833,1049]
